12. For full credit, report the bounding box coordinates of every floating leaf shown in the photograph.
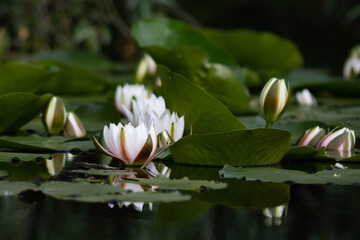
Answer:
[200,28,304,79]
[169,128,291,166]
[158,65,246,134]
[0,181,36,196]
[0,170,7,178]
[220,164,360,185]
[132,17,253,113]
[0,92,52,134]
[0,135,94,152]
[0,152,51,162]
[120,175,227,191]
[0,63,53,94]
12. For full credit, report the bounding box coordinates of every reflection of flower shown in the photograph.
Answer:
[93,122,157,166]
[63,112,87,137]
[295,88,317,106]
[145,162,171,178]
[263,204,287,226]
[298,126,325,148]
[260,78,289,127]
[343,45,360,79]
[115,84,149,115]
[46,153,66,176]
[317,127,356,152]
[43,96,67,135]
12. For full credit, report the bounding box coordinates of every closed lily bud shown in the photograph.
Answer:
[317,127,356,152]
[343,45,360,79]
[63,112,87,137]
[93,122,157,166]
[43,96,67,135]
[296,89,317,106]
[260,78,290,126]
[115,84,149,115]
[298,126,326,148]
[134,53,157,83]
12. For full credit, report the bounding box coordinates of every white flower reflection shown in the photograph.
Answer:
[263,204,287,226]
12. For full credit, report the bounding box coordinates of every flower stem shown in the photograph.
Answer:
[266,122,273,128]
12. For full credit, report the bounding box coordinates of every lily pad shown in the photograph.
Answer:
[0,170,8,177]
[0,152,51,162]
[169,128,291,166]
[120,175,227,191]
[158,65,246,134]
[220,164,360,185]
[0,181,37,196]
[0,92,52,134]
[200,28,304,80]
[0,135,94,152]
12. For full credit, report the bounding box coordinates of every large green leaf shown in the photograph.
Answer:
[32,59,109,95]
[0,63,53,94]
[120,175,227,191]
[132,17,252,114]
[169,128,291,166]
[220,164,360,185]
[0,92,52,134]
[0,135,94,151]
[0,152,51,162]
[200,28,304,79]
[158,65,246,134]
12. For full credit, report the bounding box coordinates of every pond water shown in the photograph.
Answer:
[0,152,360,240]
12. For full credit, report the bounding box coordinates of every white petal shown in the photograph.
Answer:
[123,123,148,163]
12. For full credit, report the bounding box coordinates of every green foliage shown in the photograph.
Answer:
[0,92,52,134]
[158,65,247,134]
[132,17,253,113]
[200,28,304,80]
[169,128,291,166]
[220,164,360,185]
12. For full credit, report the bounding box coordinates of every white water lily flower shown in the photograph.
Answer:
[317,127,356,152]
[123,94,167,123]
[43,96,67,135]
[298,126,325,148]
[115,84,149,115]
[343,45,360,79]
[296,89,317,106]
[158,110,185,142]
[260,78,289,126]
[63,112,87,137]
[93,122,157,166]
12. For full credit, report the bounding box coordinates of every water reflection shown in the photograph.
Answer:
[45,153,66,176]
[263,204,287,226]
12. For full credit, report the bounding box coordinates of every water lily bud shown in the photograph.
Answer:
[158,110,185,142]
[63,112,87,137]
[260,78,290,126]
[343,45,360,79]
[296,88,317,106]
[93,122,157,166]
[115,84,149,115]
[43,96,67,135]
[298,126,326,148]
[317,127,356,152]
[134,53,157,83]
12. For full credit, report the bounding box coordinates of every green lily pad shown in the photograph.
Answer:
[0,135,94,152]
[0,181,37,196]
[0,63,53,94]
[120,175,227,191]
[169,128,291,166]
[0,170,8,177]
[0,152,51,162]
[220,164,360,185]
[71,169,135,176]
[0,92,52,134]
[31,59,109,95]
[158,65,246,134]
[132,17,253,114]
[200,28,304,80]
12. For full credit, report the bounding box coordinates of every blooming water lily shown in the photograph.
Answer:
[343,45,360,79]
[260,78,290,127]
[115,84,149,115]
[93,122,157,166]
